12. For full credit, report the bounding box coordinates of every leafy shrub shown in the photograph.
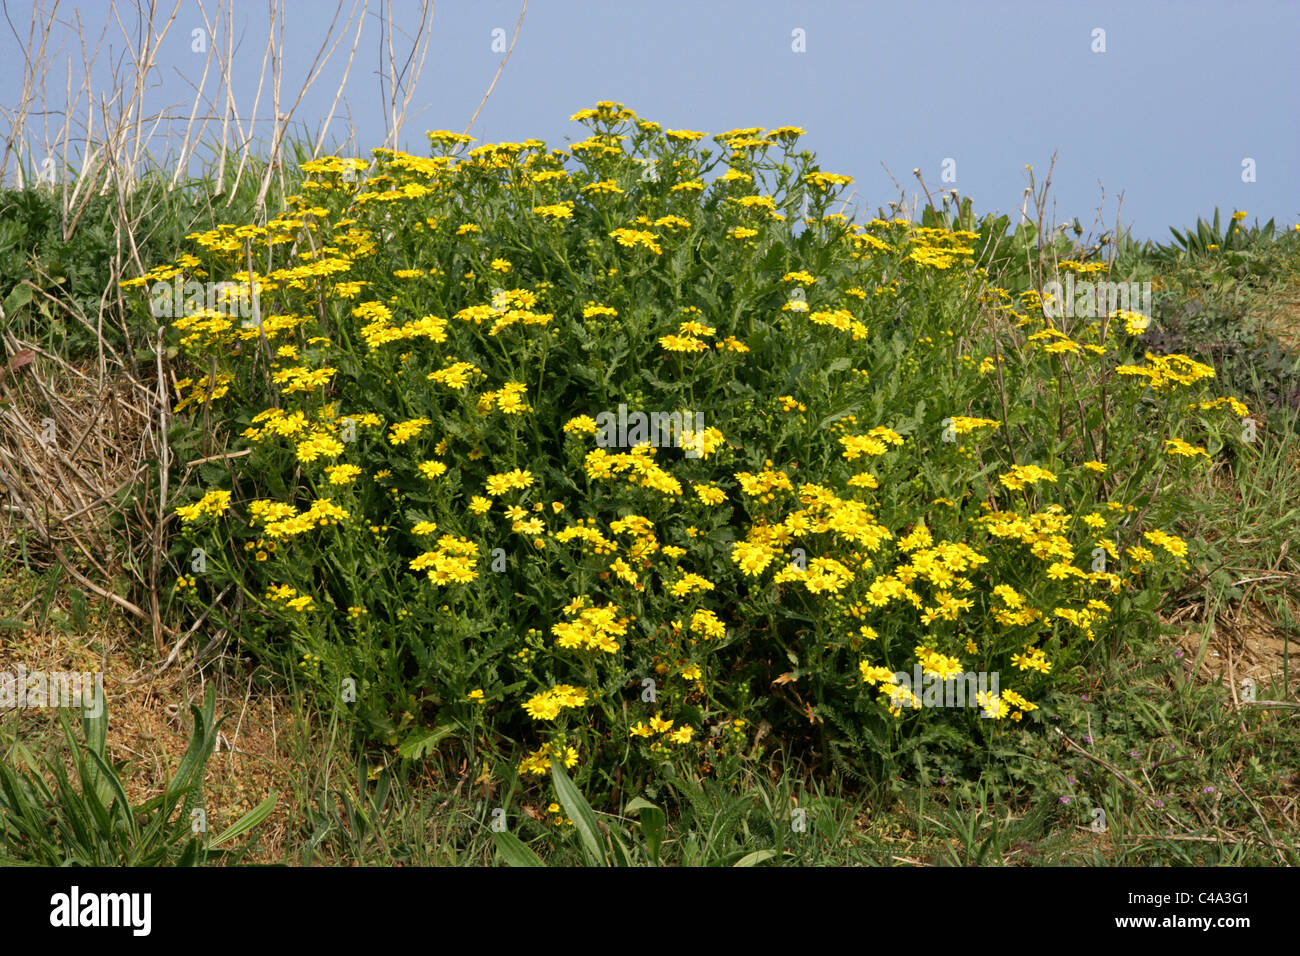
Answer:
[135,102,1256,801]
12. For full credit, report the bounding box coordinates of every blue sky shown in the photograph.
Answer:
[4,0,1297,240]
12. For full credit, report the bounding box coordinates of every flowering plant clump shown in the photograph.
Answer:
[138,102,1253,792]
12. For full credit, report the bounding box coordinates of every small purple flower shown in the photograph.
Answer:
[1083,736,1093,744]
[1129,750,1140,758]
[1066,777,1076,786]
[1203,786,1215,793]
[1060,796,1071,804]
[1154,800,1165,808]
[1081,694,1089,702]
[1174,650,1184,659]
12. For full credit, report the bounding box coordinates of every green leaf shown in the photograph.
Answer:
[607,828,634,867]
[3,282,33,315]
[735,849,779,867]
[493,830,546,867]
[551,758,605,865]
[86,749,136,841]
[209,791,278,849]
[624,797,665,865]
[395,724,456,760]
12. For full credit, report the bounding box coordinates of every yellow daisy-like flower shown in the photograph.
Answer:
[324,464,362,485]
[175,489,232,524]
[532,202,575,220]
[668,725,695,745]
[659,334,708,353]
[1164,438,1210,459]
[731,541,777,577]
[389,417,432,445]
[998,464,1058,491]
[858,662,896,685]
[522,684,589,721]
[694,484,727,506]
[484,469,535,496]
[648,712,675,733]
[689,608,726,640]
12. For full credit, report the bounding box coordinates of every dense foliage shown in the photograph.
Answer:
[139,103,1260,801]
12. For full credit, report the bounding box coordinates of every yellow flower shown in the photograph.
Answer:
[659,334,707,353]
[532,202,575,220]
[325,464,361,485]
[689,608,726,640]
[1165,438,1210,459]
[389,417,431,445]
[731,541,777,577]
[669,725,695,744]
[610,228,662,255]
[858,662,896,685]
[648,712,674,733]
[998,464,1058,491]
[522,684,589,721]
[694,484,727,506]
[175,489,232,524]
[485,469,534,496]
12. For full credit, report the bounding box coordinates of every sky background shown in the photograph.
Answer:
[3,0,1297,241]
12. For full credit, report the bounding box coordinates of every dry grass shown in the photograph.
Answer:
[0,572,298,863]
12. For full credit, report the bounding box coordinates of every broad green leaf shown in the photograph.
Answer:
[625,797,665,865]
[493,830,546,867]
[551,759,604,865]
[3,282,33,315]
[395,724,456,760]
